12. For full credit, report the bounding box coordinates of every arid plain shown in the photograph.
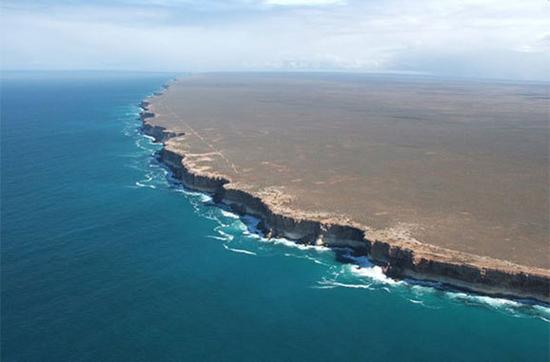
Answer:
[148,73,549,270]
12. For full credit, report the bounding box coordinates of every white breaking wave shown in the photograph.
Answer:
[315,280,373,290]
[448,292,523,310]
[142,134,156,142]
[283,253,330,266]
[222,243,257,256]
[135,181,156,189]
[337,250,401,286]
[215,228,234,241]
[404,281,550,318]
[220,209,239,219]
[207,235,228,241]
[264,237,330,252]
[348,264,401,285]
[134,139,154,152]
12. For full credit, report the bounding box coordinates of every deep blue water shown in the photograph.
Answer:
[1,72,549,361]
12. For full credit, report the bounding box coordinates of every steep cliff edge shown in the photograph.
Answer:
[139,94,550,304]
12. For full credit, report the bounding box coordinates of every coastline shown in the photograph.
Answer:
[139,87,550,305]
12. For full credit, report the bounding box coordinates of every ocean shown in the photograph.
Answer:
[1,72,548,361]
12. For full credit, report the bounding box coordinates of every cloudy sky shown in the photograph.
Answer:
[1,0,549,80]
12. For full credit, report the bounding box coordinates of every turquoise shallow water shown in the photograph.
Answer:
[1,72,549,361]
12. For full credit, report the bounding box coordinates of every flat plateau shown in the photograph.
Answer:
[142,73,549,302]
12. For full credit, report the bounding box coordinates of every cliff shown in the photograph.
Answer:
[139,94,550,304]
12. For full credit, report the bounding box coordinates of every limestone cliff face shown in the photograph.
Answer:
[141,123,168,143]
[320,224,367,251]
[140,107,183,143]
[384,255,550,300]
[140,97,550,304]
[224,188,324,243]
[160,148,228,194]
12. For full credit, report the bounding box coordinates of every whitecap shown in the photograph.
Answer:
[303,254,330,265]
[134,139,154,152]
[173,188,213,203]
[220,209,239,219]
[282,252,330,266]
[442,291,550,320]
[222,244,257,256]
[135,181,156,189]
[242,231,261,239]
[198,194,213,203]
[215,228,234,241]
[447,292,521,309]
[532,305,550,319]
[347,264,401,285]
[472,295,521,308]
[311,284,337,289]
[405,279,443,289]
[316,279,373,290]
[267,237,330,252]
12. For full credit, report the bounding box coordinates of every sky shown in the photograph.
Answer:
[1,0,549,80]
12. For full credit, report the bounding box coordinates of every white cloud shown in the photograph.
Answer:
[262,0,345,6]
[1,0,549,80]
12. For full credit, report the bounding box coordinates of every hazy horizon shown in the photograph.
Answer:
[2,69,550,86]
[1,0,549,81]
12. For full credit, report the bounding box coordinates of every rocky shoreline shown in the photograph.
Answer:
[139,92,550,305]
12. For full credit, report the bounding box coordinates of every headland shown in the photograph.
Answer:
[141,73,550,303]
